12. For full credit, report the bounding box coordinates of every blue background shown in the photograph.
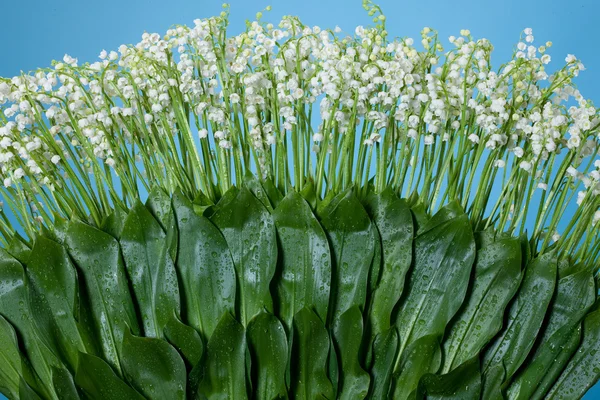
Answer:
[1,0,599,398]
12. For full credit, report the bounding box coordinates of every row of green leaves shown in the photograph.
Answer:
[0,179,599,399]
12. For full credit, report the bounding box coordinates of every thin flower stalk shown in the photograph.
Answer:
[0,1,598,267]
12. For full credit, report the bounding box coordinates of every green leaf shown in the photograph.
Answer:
[508,325,578,400]
[520,233,532,268]
[546,308,600,399]
[211,186,240,215]
[419,200,464,234]
[529,324,581,399]
[7,234,31,264]
[172,191,236,339]
[261,179,284,209]
[441,234,522,372]
[51,367,80,400]
[332,306,370,399]
[482,251,557,381]
[480,363,506,400]
[74,353,144,400]
[508,268,596,399]
[100,206,128,240]
[557,256,574,278]
[193,190,215,216]
[244,173,277,212]
[247,312,288,399]
[320,190,374,323]
[328,335,340,399]
[394,201,476,365]
[421,356,481,399]
[315,189,339,218]
[367,223,382,298]
[19,378,43,400]
[121,201,181,338]
[363,188,413,341]
[121,330,187,400]
[299,179,318,210]
[0,315,38,399]
[65,220,140,374]
[198,312,248,400]
[290,307,334,400]
[48,213,69,244]
[368,328,399,399]
[146,186,179,263]
[392,335,442,400]
[272,191,331,331]
[210,187,276,326]
[27,236,89,370]
[410,203,430,233]
[164,313,204,367]
[538,269,596,345]
[0,249,60,397]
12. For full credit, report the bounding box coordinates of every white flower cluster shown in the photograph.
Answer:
[0,3,598,260]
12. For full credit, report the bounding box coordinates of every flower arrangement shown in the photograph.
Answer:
[0,1,599,399]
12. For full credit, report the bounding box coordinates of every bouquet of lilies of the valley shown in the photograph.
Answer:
[0,1,599,399]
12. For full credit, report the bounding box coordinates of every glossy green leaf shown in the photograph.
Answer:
[51,367,80,400]
[197,312,247,400]
[320,190,374,323]
[164,313,204,367]
[244,172,277,212]
[363,188,413,341]
[193,189,215,216]
[392,334,442,400]
[441,234,522,372]
[546,308,600,399]
[418,200,463,233]
[121,330,187,400]
[508,268,595,399]
[394,201,476,366]
[328,334,340,399]
[367,223,382,309]
[100,206,127,240]
[261,179,284,209]
[273,191,331,331]
[291,307,334,399]
[333,306,370,399]
[247,312,288,399]
[211,186,240,214]
[74,352,144,400]
[65,220,140,374]
[27,236,89,370]
[7,234,31,264]
[121,201,181,338]
[557,256,573,278]
[19,378,43,400]
[508,325,576,400]
[299,179,318,210]
[0,249,60,397]
[210,187,276,326]
[410,202,430,233]
[480,363,505,400]
[482,251,557,381]
[538,269,595,345]
[2,187,599,400]
[526,324,581,400]
[146,186,179,263]
[0,315,38,399]
[48,213,69,244]
[368,328,399,399]
[172,191,236,338]
[422,356,481,399]
[315,188,340,218]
